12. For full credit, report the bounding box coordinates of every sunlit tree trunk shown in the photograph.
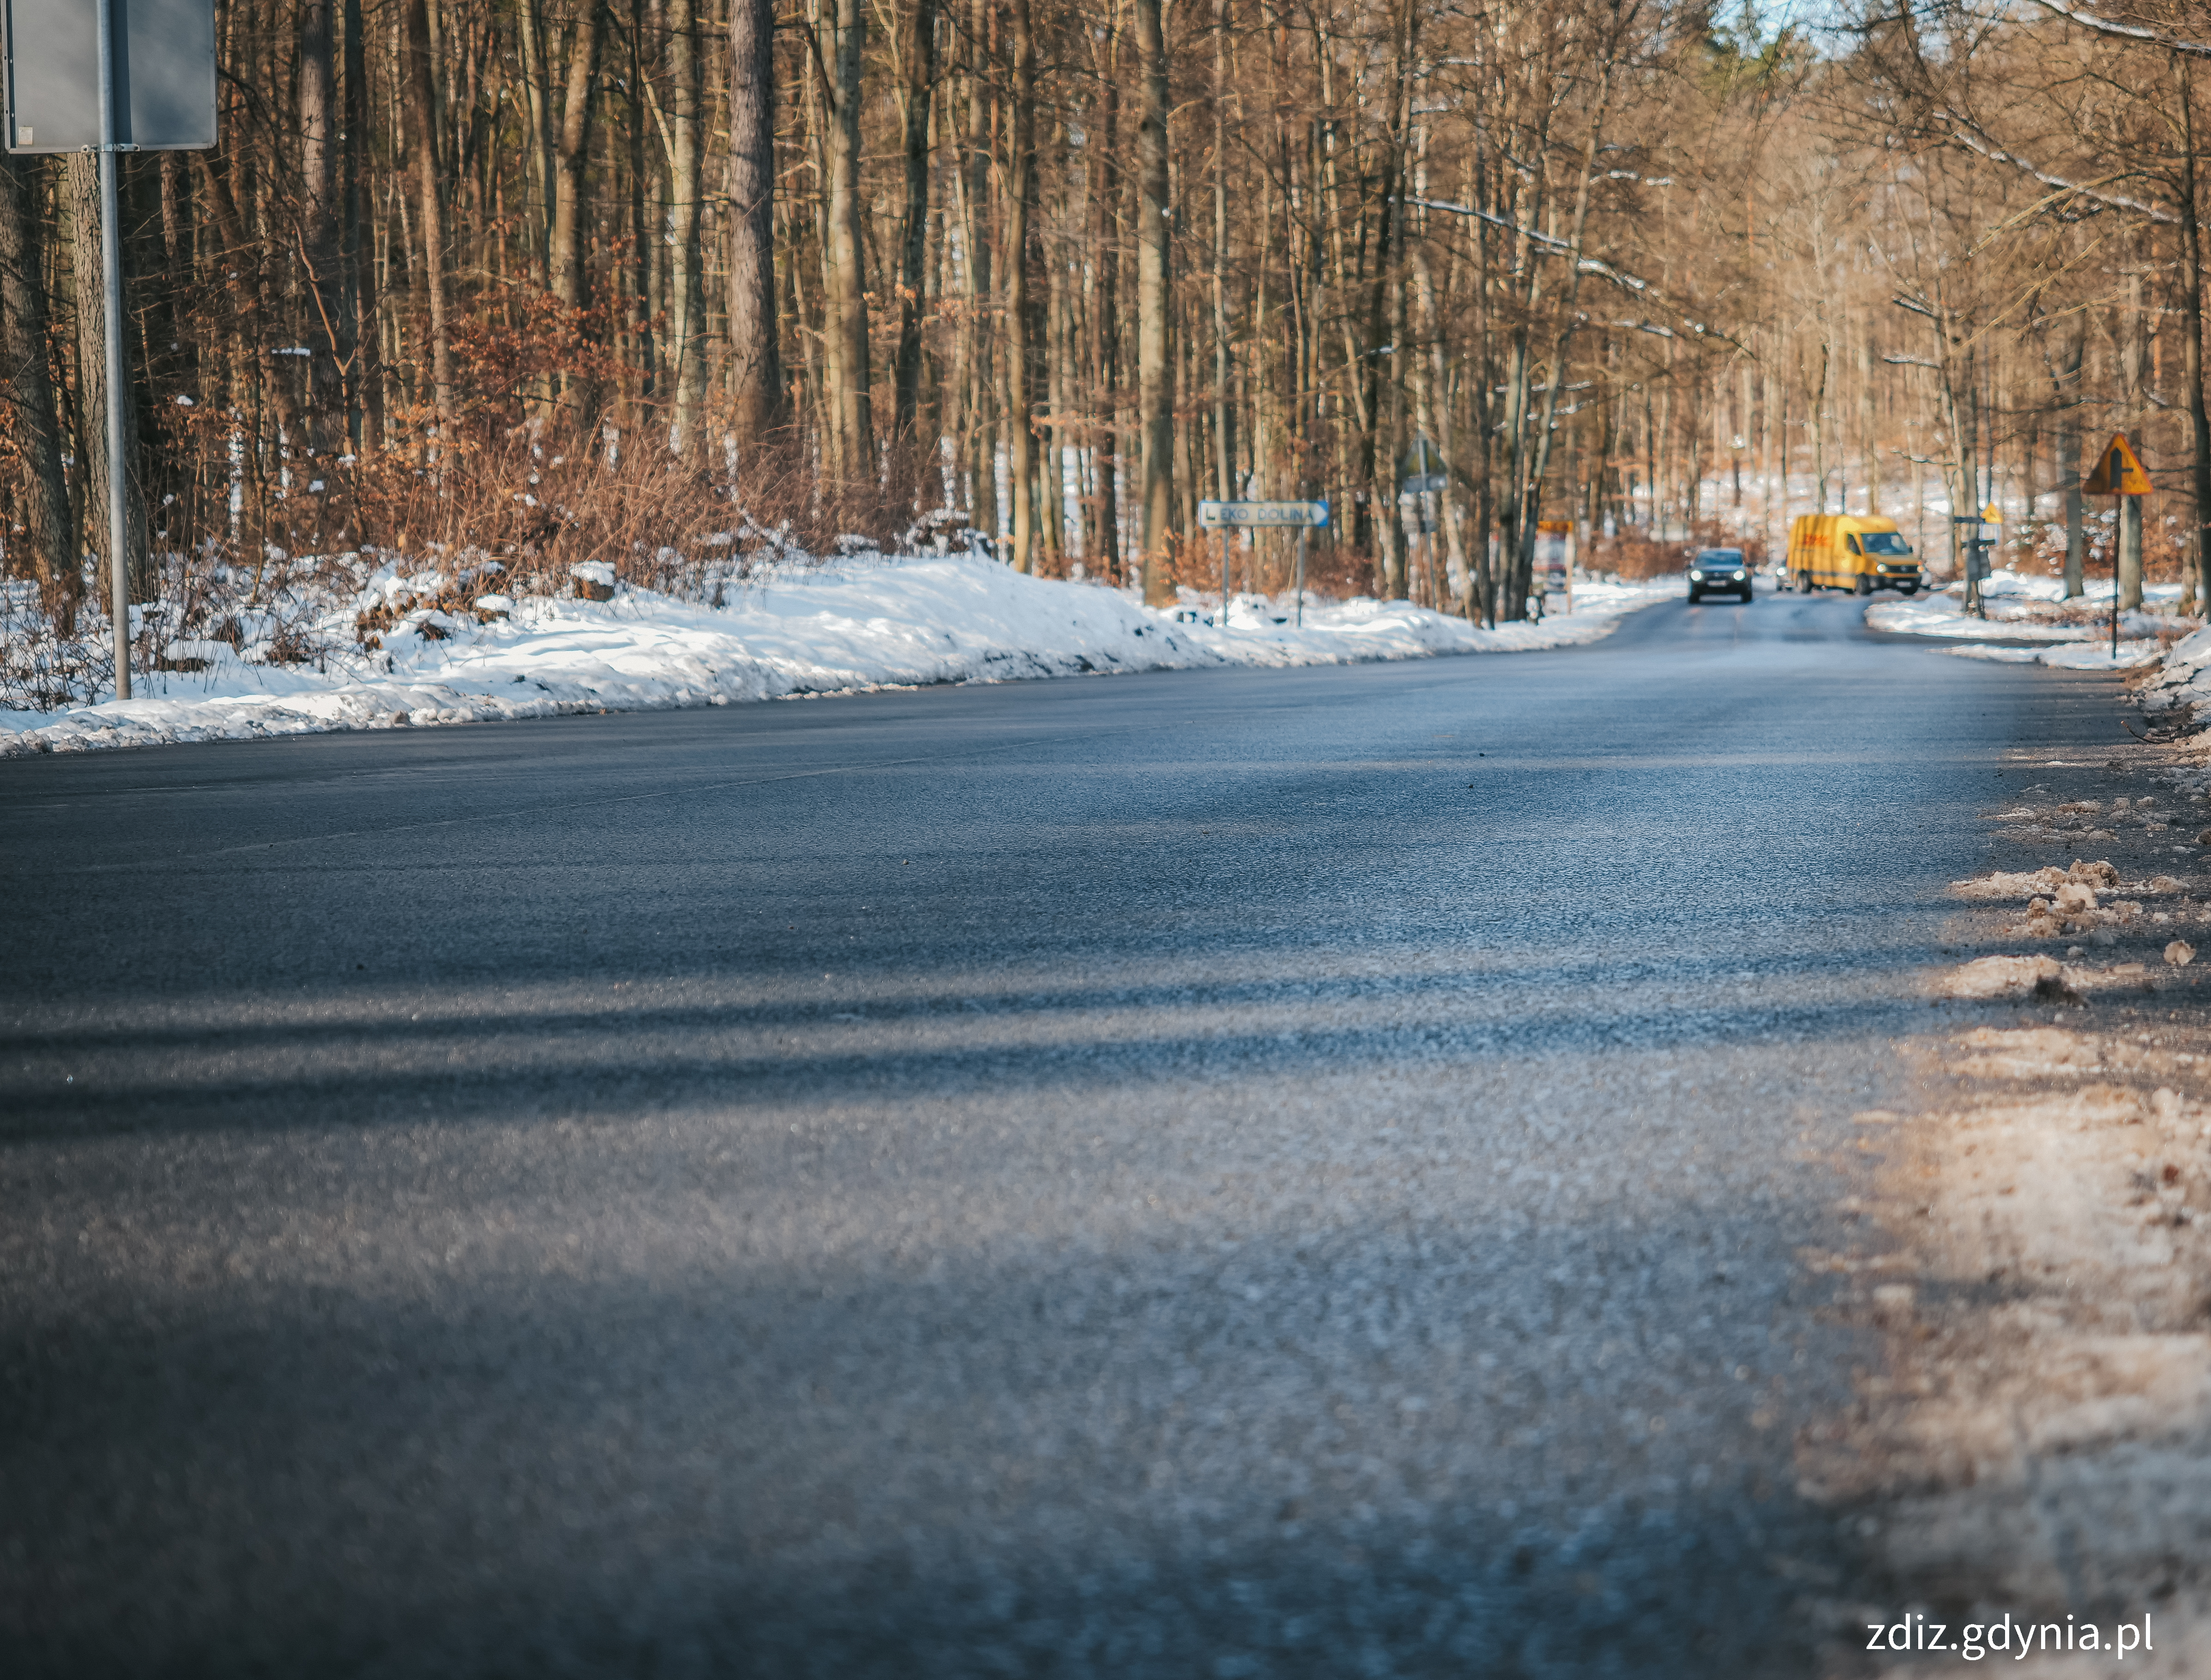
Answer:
[550,0,604,315]
[817,0,874,493]
[891,0,939,506]
[299,0,343,452]
[403,0,454,420]
[726,0,784,444]
[341,0,380,450]
[1135,0,1174,603]
[1004,0,1039,571]
[1093,31,1123,580]
[667,0,707,458]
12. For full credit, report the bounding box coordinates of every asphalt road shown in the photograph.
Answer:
[0,589,2122,1678]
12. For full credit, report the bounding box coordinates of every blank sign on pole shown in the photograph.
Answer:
[3,0,215,152]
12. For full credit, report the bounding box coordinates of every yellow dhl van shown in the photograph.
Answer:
[1787,514,1922,596]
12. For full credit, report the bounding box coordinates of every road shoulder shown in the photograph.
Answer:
[1803,708,2211,1674]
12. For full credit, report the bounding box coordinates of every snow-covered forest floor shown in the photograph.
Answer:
[0,553,1674,756]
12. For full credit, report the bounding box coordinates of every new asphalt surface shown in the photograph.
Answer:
[0,588,2124,1677]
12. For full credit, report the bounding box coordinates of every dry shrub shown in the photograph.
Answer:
[1589,521,1763,580]
[338,415,822,600]
[1300,536,1378,601]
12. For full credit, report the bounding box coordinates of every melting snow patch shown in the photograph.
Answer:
[1947,641,2165,670]
[1867,569,2190,659]
[1935,954,2082,1002]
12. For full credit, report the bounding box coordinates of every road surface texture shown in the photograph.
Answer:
[1,592,2122,1678]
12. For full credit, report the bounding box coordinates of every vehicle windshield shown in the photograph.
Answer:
[1693,550,1744,566]
[1859,532,1912,556]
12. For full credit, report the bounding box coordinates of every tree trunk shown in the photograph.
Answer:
[0,155,79,628]
[1414,246,1469,613]
[1513,44,1623,596]
[550,0,605,313]
[2045,311,2087,599]
[342,0,381,451]
[1093,37,1122,580]
[1134,0,1174,604]
[403,0,455,420]
[892,0,939,491]
[65,155,151,607]
[956,0,997,546]
[1378,0,1413,600]
[1211,0,1232,506]
[2177,54,2211,616]
[667,0,707,457]
[819,0,873,494]
[516,0,556,285]
[1004,0,1039,571]
[299,0,344,453]
[727,0,785,443]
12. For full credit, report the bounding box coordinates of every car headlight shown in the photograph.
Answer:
[1731,571,1746,580]
[1689,571,1704,580]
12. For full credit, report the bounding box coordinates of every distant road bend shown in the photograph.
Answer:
[0,593,2119,1677]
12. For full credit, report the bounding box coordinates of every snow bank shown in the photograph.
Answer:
[1866,569,2193,645]
[1948,642,2165,670]
[2136,611,2211,720]
[1,555,1675,756]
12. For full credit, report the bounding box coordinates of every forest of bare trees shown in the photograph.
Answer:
[8,0,2211,701]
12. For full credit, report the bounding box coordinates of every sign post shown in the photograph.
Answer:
[94,0,127,698]
[2083,432,2153,660]
[1950,504,2001,619]
[1196,501,1331,627]
[5,0,217,700]
[1397,439,1450,611]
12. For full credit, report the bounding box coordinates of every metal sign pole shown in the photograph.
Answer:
[2113,493,2121,660]
[1194,501,1328,629]
[94,0,131,699]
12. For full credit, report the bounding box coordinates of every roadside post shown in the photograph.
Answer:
[4,0,217,701]
[2083,432,2153,660]
[1534,520,1575,615]
[1399,443,1446,610]
[1196,500,1331,628]
[1950,504,2001,619]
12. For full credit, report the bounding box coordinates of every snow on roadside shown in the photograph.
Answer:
[1947,641,2165,670]
[1,554,1676,756]
[1866,569,2191,645]
[2139,620,2211,720]
[1858,568,2188,671]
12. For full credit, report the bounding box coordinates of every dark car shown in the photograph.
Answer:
[1687,548,1752,603]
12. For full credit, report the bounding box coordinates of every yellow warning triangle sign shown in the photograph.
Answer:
[2084,432,2153,495]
